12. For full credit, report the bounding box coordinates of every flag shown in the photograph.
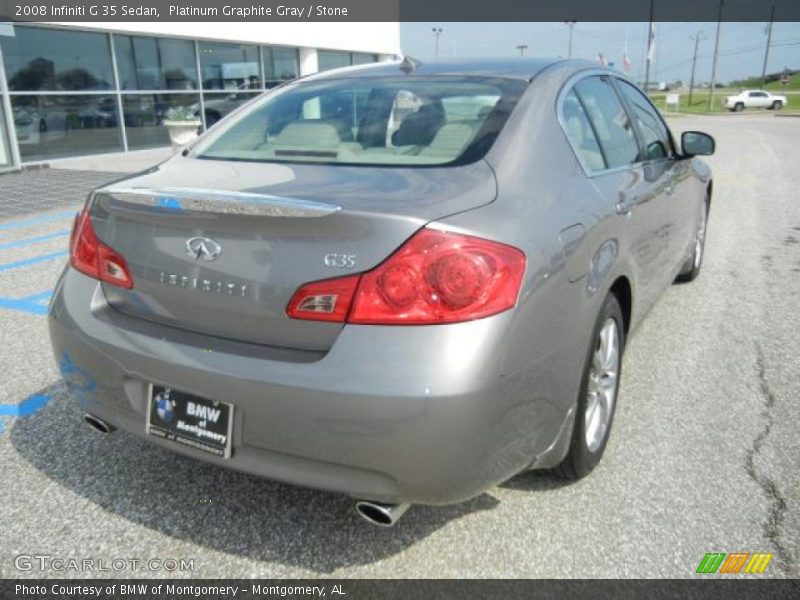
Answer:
[623,53,632,73]
[646,23,655,62]
[598,52,608,67]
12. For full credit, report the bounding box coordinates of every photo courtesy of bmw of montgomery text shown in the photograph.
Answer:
[48,57,714,527]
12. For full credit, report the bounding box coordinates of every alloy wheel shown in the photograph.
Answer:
[585,318,620,453]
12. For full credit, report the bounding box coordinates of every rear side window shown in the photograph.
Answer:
[195,76,526,167]
[572,76,639,170]
[562,90,605,171]
[616,79,672,160]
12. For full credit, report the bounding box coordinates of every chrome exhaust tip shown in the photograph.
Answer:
[354,501,410,527]
[84,414,114,434]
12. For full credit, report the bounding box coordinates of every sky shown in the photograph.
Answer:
[400,22,800,84]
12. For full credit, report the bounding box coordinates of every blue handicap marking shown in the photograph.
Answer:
[0,210,76,233]
[0,393,52,435]
[0,250,68,273]
[0,393,51,417]
[0,290,53,316]
[0,212,71,273]
[0,229,71,251]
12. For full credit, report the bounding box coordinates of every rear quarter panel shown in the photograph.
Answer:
[433,62,642,457]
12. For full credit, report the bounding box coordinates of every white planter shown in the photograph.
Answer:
[163,120,201,151]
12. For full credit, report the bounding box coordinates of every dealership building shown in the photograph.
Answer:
[0,22,400,171]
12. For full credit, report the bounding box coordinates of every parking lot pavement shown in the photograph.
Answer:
[0,169,125,219]
[0,115,798,579]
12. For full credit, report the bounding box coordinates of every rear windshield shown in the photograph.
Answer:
[195,76,527,167]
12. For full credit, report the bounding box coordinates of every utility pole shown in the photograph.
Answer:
[643,0,655,92]
[432,27,443,59]
[516,44,528,57]
[708,0,724,111]
[564,21,576,58]
[688,31,706,107]
[761,4,775,87]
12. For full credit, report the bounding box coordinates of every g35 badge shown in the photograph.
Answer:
[324,253,357,268]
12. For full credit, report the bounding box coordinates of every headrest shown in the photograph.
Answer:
[275,121,341,148]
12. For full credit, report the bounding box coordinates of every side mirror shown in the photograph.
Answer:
[681,131,715,157]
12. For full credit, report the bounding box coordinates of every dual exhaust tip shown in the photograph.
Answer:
[85,413,409,526]
[84,413,115,434]
[354,501,410,527]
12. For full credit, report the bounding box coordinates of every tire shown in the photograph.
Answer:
[39,119,48,133]
[771,101,783,110]
[734,103,744,112]
[554,293,625,480]
[676,195,709,283]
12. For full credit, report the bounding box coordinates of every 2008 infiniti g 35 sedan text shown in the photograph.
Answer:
[48,58,715,526]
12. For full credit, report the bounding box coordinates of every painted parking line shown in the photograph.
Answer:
[0,229,71,251]
[0,210,75,232]
[0,250,68,273]
[0,393,51,417]
[0,393,52,435]
[0,290,53,316]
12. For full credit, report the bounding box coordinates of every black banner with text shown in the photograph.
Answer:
[3,579,800,600]
[1,0,799,23]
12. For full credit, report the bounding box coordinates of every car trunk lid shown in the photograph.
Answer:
[89,156,497,351]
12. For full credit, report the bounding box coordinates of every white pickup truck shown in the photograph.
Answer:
[724,90,787,112]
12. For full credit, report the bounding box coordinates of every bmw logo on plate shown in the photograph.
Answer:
[154,390,175,423]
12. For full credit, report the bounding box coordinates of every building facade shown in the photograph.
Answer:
[0,22,400,171]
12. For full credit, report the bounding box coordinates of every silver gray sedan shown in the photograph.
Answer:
[49,58,715,526]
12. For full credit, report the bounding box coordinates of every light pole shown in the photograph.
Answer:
[643,0,655,92]
[564,21,576,59]
[688,31,706,107]
[516,44,528,57]
[432,27,443,59]
[761,3,775,87]
[708,0,724,111]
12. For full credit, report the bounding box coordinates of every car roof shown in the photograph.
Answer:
[301,57,569,82]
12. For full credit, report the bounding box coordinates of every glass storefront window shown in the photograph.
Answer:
[11,95,122,161]
[198,42,261,91]
[263,47,299,88]
[0,99,12,167]
[202,92,261,127]
[122,93,200,150]
[317,51,352,72]
[352,53,378,65]
[1,26,114,91]
[114,35,198,91]
[0,25,305,163]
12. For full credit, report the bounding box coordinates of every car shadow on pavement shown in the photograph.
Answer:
[500,470,574,493]
[10,384,500,573]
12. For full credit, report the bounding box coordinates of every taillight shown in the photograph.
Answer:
[286,275,359,322]
[69,210,134,289]
[286,228,526,325]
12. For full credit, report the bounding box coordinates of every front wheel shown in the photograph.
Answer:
[734,102,744,112]
[771,101,783,110]
[555,294,624,480]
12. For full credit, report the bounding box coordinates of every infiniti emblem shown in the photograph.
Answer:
[186,237,222,261]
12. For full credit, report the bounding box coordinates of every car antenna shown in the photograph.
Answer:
[399,55,422,75]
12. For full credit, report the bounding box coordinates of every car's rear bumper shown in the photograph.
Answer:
[48,267,571,505]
